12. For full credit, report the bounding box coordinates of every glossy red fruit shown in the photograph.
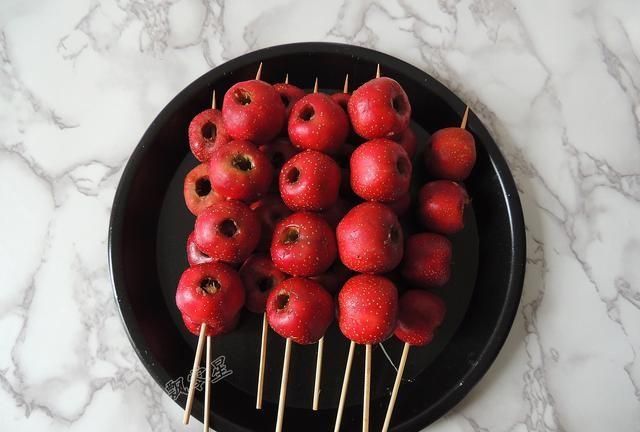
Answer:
[258,137,299,172]
[331,92,350,112]
[188,108,231,162]
[337,274,398,345]
[395,290,446,346]
[209,140,273,202]
[401,233,452,288]
[266,277,334,344]
[182,312,239,336]
[222,80,285,142]
[310,261,352,294]
[336,202,403,274]
[394,127,417,159]
[271,212,337,276]
[273,82,305,117]
[348,77,411,139]
[250,195,292,252]
[183,163,224,216]
[350,138,412,202]
[424,128,476,181]
[239,254,287,314]
[175,262,245,335]
[187,231,214,266]
[279,150,341,211]
[288,93,349,154]
[387,192,411,217]
[418,181,469,234]
[194,200,261,264]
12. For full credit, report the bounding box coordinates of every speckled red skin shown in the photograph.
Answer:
[395,290,446,346]
[279,150,341,211]
[188,108,231,162]
[239,254,287,314]
[222,80,285,142]
[258,137,299,172]
[250,195,292,252]
[266,277,334,345]
[350,138,412,202]
[208,140,273,202]
[418,181,469,234]
[183,163,224,216]
[337,274,398,345]
[182,312,239,336]
[331,92,351,112]
[319,198,352,229]
[273,83,306,117]
[387,192,411,217]
[393,127,417,159]
[424,128,476,181]
[348,77,411,139]
[401,233,452,288]
[194,200,261,264]
[310,261,352,294]
[336,202,404,274]
[271,212,337,277]
[288,93,349,154]
[187,231,214,266]
[175,262,245,336]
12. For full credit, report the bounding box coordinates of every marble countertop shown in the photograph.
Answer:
[1,0,639,431]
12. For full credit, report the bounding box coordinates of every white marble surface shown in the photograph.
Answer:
[1,0,639,431]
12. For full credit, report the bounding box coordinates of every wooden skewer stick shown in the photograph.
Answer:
[333,341,356,432]
[203,336,213,432]
[275,338,293,432]
[256,312,268,409]
[256,62,263,81]
[381,342,410,432]
[211,90,216,110]
[312,336,325,410]
[183,323,207,424]
[363,344,372,432]
[376,64,381,79]
[313,77,319,94]
[460,106,470,130]
[343,74,349,93]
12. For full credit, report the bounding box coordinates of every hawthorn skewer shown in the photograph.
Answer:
[275,338,293,432]
[460,105,470,129]
[183,323,207,424]
[380,342,410,432]
[376,63,381,79]
[256,312,268,409]
[333,341,356,432]
[203,336,213,431]
[343,74,349,93]
[256,62,263,81]
[363,344,372,432]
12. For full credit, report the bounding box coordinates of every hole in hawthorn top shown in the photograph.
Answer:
[200,277,220,294]
[282,226,300,244]
[201,122,217,140]
[299,105,315,121]
[286,167,300,183]
[271,151,285,169]
[231,154,254,171]
[388,224,401,244]
[218,219,238,237]
[280,94,290,107]
[234,88,252,105]
[396,157,410,175]
[276,292,290,310]
[195,177,212,197]
[392,95,406,114]
[257,277,275,292]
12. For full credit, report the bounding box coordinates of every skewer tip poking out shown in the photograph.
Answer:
[334,341,356,432]
[203,336,213,432]
[211,90,216,110]
[183,323,207,425]
[275,338,293,432]
[363,344,372,432]
[343,74,349,93]
[376,64,381,78]
[313,77,319,94]
[284,73,289,85]
[381,342,411,432]
[460,106,470,130]
[256,312,268,409]
[312,336,325,411]
[255,62,263,80]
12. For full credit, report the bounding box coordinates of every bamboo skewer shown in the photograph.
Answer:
[313,77,319,93]
[343,74,349,93]
[312,336,324,410]
[381,342,410,432]
[376,64,381,79]
[285,73,289,85]
[334,341,356,432]
[203,336,213,431]
[460,106,470,129]
[183,323,207,424]
[256,312,269,409]
[275,338,293,432]
[363,344,372,432]
[256,62,263,81]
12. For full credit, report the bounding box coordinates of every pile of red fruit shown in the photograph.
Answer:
[175,64,476,432]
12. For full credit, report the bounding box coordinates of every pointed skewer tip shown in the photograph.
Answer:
[376,64,381,78]
[313,77,319,93]
[255,62,263,80]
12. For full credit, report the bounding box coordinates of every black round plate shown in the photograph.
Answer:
[109,42,525,432]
